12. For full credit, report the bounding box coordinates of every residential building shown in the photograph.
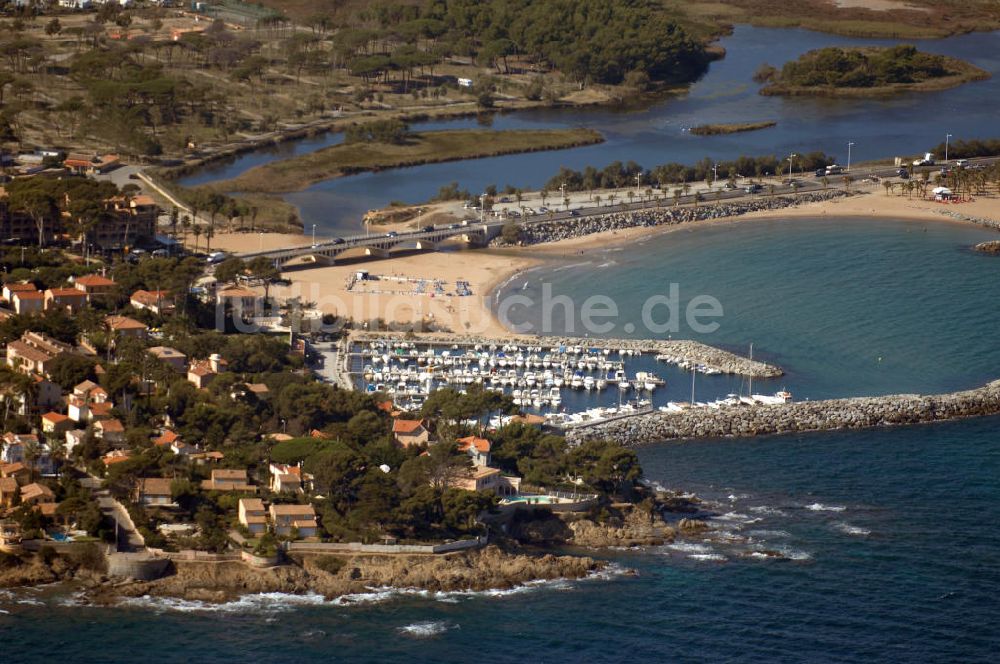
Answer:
[0,476,18,507]
[201,468,255,492]
[269,462,312,494]
[216,286,261,319]
[135,477,174,507]
[11,290,44,315]
[131,290,175,315]
[0,462,29,486]
[43,288,88,313]
[102,450,132,467]
[2,282,38,303]
[41,412,72,435]
[446,466,519,494]
[392,419,430,448]
[6,339,55,376]
[152,429,180,447]
[94,418,125,445]
[20,482,55,506]
[106,315,148,339]
[187,354,227,389]
[148,346,186,372]
[456,435,492,467]
[63,153,120,176]
[238,498,268,535]
[269,503,318,538]
[73,274,117,299]
[64,429,87,454]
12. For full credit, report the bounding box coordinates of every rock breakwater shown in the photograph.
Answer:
[567,379,1000,446]
[974,240,1000,254]
[937,209,1000,231]
[498,191,853,246]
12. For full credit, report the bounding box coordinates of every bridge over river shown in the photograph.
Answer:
[236,222,502,266]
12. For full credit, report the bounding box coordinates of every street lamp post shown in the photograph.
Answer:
[635,172,642,194]
[712,163,718,186]
[559,183,567,210]
[787,153,797,179]
[311,224,316,246]
[945,133,952,162]
[480,193,486,224]
[847,142,855,172]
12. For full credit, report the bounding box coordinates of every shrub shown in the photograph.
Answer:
[313,555,346,575]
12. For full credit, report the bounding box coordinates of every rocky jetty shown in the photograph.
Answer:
[567,378,1000,446]
[509,504,675,548]
[973,240,1000,254]
[937,209,1000,231]
[496,191,853,246]
[353,332,781,378]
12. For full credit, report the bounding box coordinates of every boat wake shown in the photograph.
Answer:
[805,503,847,512]
[834,522,871,537]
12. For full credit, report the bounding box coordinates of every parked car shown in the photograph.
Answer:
[744,184,762,193]
[206,251,226,264]
[421,225,434,232]
[897,169,910,180]
[385,231,398,238]
[815,168,827,177]
[954,159,968,168]
[569,210,580,217]
[332,237,344,244]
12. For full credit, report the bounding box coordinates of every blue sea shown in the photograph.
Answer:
[4,216,1000,662]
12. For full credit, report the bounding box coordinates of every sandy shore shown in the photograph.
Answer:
[206,190,999,336]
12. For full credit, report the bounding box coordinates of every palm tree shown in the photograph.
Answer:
[644,187,653,203]
[593,194,602,208]
[693,191,703,208]
[672,189,681,206]
[607,192,617,207]
[883,181,893,196]
[842,175,853,192]
[822,176,830,190]
[682,183,691,197]
[540,189,549,207]
[191,225,202,252]
[205,225,215,252]
[626,191,636,207]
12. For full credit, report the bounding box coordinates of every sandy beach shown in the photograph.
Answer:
[205,189,999,336]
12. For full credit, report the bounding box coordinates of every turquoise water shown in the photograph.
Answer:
[3,216,1000,662]
[497,216,1000,401]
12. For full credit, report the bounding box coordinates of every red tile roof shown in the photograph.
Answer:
[392,419,425,434]
[457,435,491,454]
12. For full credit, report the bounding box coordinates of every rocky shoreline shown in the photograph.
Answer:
[973,240,1000,254]
[937,209,1000,232]
[497,190,853,246]
[567,378,1000,446]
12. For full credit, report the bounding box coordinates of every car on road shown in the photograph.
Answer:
[421,225,434,232]
[448,223,461,229]
[744,184,762,193]
[385,231,398,238]
[569,210,580,217]
[898,169,910,179]
[206,251,227,264]
[724,181,738,189]
[954,159,968,168]
[332,237,344,244]
[815,168,827,177]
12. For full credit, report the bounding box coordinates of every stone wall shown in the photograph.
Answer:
[568,379,1000,446]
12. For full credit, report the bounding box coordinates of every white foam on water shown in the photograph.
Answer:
[0,609,9,614]
[398,621,455,638]
[715,511,754,523]
[665,541,714,554]
[688,553,727,562]
[749,505,788,516]
[747,529,793,539]
[16,598,43,606]
[805,503,846,512]
[119,591,330,614]
[834,522,871,536]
